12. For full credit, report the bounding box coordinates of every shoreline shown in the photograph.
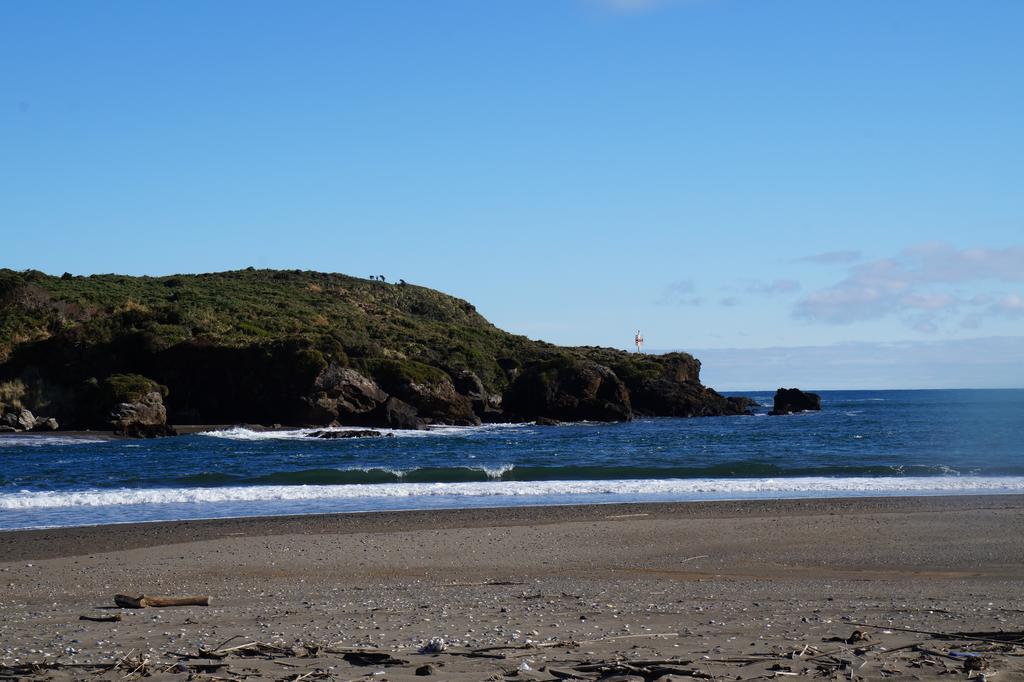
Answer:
[2,493,1022,680]
[3,493,1021,560]
[6,483,1024,535]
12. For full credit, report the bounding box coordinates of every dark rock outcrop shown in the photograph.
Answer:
[769,387,821,415]
[496,358,520,382]
[378,397,425,430]
[453,369,485,411]
[302,363,388,425]
[110,390,176,437]
[101,374,175,437]
[583,351,749,418]
[308,429,390,439]
[453,369,485,401]
[2,407,36,431]
[155,340,330,426]
[369,360,479,426]
[726,396,758,415]
[0,406,61,432]
[33,417,59,431]
[631,379,741,417]
[453,369,504,421]
[0,403,60,430]
[401,378,479,425]
[651,353,701,384]
[504,356,632,422]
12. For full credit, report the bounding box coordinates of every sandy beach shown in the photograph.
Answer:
[2,495,1023,680]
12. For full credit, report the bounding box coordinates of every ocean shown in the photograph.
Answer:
[1,388,1022,530]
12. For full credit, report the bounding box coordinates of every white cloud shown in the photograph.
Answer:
[794,243,1024,330]
[687,336,1024,390]
[902,242,1024,283]
[668,279,695,294]
[991,293,1024,317]
[747,279,801,295]
[658,279,704,306]
[796,250,863,265]
[709,279,802,306]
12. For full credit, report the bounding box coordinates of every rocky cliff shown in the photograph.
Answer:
[0,268,750,433]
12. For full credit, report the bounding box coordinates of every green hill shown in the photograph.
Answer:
[0,268,749,432]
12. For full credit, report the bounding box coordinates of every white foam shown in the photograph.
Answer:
[322,463,515,480]
[480,463,515,479]
[3,476,1023,510]
[0,435,106,448]
[197,423,528,441]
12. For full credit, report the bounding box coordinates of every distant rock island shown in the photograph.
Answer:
[769,388,822,415]
[0,268,754,435]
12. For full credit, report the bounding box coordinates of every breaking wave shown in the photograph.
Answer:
[145,462,1022,487]
[0,435,106,448]
[196,424,529,441]
[171,464,518,486]
[4,476,1024,510]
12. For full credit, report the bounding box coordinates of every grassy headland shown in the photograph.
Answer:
[0,268,745,430]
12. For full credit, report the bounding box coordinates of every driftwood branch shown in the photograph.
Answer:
[848,621,1024,646]
[114,594,211,608]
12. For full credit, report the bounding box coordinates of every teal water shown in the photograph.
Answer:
[1,389,1022,529]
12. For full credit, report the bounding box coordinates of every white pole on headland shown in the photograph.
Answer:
[634,330,644,354]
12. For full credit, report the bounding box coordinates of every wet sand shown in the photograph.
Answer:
[2,495,1023,680]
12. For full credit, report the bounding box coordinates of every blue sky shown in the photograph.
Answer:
[2,0,1022,388]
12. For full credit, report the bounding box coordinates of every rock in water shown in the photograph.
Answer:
[726,396,758,415]
[307,429,385,439]
[110,391,176,437]
[769,387,821,415]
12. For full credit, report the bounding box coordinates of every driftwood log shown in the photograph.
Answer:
[114,594,211,608]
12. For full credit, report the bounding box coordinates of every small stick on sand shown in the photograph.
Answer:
[585,632,681,643]
[79,614,122,622]
[443,580,526,587]
[573,658,693,671]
